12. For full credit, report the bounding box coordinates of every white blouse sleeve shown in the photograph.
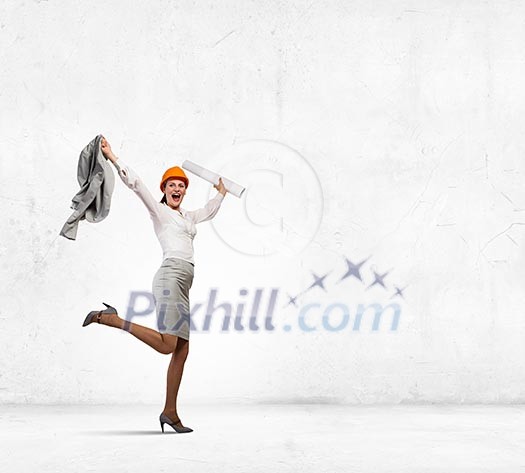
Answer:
[185,192,225,224]
[113,159,161,218]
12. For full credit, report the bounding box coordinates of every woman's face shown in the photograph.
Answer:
[164,178,187,210]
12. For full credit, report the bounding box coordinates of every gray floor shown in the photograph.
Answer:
[1,403,524,472]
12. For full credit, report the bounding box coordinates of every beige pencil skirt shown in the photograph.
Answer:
[152,257,194,340]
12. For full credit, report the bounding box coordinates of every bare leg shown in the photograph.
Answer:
[98,312,178,355]
[97,311,190,426]
[162,338,190,428]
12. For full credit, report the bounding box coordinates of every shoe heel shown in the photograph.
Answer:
[159,413,193,433]
[102,302,118,315]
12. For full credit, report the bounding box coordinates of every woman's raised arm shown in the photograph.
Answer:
[101,136,160,219]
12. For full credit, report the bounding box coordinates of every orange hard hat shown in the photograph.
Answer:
[160,166,189,192]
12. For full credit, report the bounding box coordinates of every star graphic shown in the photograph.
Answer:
[285,293,299,307]
[306,271,330,292]
[338,255,371,284]
[391,285,407,299]
[366,269,390,290]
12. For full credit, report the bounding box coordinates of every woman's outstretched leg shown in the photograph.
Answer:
[162,338,190,428]
[97,311,178,355]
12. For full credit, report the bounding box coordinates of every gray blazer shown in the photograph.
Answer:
[60,135,115,240]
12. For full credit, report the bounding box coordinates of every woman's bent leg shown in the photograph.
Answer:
[98,312,178,354]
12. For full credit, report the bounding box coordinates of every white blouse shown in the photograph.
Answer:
[114,158,224,264]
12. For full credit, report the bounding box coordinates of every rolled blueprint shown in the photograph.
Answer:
[181,160,246,198]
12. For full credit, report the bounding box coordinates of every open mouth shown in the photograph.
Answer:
[171,193,181,200]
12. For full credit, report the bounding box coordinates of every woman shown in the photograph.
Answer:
[82,136,227,434]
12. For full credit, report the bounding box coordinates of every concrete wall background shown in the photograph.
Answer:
[1,0,524,404]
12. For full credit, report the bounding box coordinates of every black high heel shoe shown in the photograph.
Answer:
[159,413,193,433]
[82,302,118,327]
